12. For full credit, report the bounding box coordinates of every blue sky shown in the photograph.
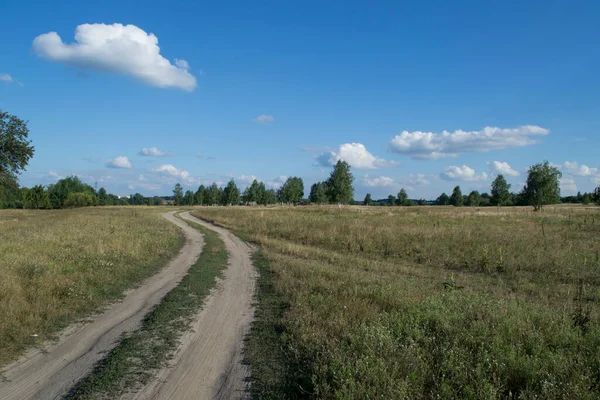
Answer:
[1,1,599,199]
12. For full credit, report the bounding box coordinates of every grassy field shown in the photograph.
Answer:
[191,205,600,399]
[0,207,183,367]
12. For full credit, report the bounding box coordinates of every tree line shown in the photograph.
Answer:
[172,160,355,206]
[378,162,600,210]
[2,109,600,210]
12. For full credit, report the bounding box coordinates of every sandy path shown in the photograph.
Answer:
[132,212,256,400]
[0,211,203,400]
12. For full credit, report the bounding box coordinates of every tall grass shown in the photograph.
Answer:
[0,207,183,367]
[192,205,600,399]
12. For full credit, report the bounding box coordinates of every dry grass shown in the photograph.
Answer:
[0,207,183,367]
[192,205,600,399]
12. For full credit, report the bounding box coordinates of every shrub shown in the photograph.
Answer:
[64,192,93,208]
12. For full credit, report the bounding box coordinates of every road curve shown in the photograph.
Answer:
[0,211,204,400]
[132,211,257,400]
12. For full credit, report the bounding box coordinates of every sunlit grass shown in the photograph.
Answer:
[192,205,600,399]
[0,207,183,367]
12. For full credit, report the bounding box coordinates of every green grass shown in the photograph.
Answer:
[65,214,228,399]
[192,205,600,399]
[0,207,183,367]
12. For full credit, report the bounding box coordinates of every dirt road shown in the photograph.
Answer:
[0,212,203,400]
[132,211,256,400]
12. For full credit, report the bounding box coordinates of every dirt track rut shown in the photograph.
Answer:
[132,211,256,400]
[0,211,256,400]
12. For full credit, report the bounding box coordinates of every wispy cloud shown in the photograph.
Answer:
[254,114,274,124]
[138,147,170,157]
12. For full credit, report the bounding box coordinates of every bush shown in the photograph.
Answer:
[64,192,93,208]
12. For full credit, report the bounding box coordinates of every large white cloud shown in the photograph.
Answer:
[563,161,598,177]
[362,175,395,187]
[152,164,190,179]
[106,156,133,169]
[33,23,197,91]
[489,161,520,177]
[389,125,549,159]
[139,147,169,157]
[318,143,398,169]
[440,165,489,182]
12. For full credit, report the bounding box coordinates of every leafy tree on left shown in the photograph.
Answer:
[0,110,35,208]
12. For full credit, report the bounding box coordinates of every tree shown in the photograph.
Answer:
[222,179,240,205]
[0,175,20,209]
[48,176,96,208]
[309,182,327,204]
[417,199,427,206]
[130,192,144,205]
[22,185,51,209]
[279,177,304,204]
[436,192,450,206]
[195,185,206,205]
[183,190,195,205]
[206,183,220,205]
[449,186,463,207]
[396,188,408,206]
[325,160,354,204]
[521,161,562,211]
[256,182,267,205]
[97,187,108,205]
[387,194,395,206]
[0,110,35,184]
[152,196,164,206]
[582,192,592,205]
[491,175,511,207]
[466,190,481,207]
[242,180,261,204]
[264,188,278,205]
[363,193,373,206]
[595,187,600,205]
[173,183,183,206]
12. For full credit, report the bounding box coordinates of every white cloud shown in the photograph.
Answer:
[362,175,395,187]
[174,58,190,70]
[106,156,133,169]
[389,125,549,159]
[138,147,169,157]
[266,175,287,189]
[254,114,274,124]
[489,161,520,177]
[0,73,23,86]
[560,176,578,195]
[563,161,598,177]
[238,175,258,185]
[152,164,190,179]
[33,23,197,91]
[440,165,489,182]
[407,173,431,186]
[317,143,398,170]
